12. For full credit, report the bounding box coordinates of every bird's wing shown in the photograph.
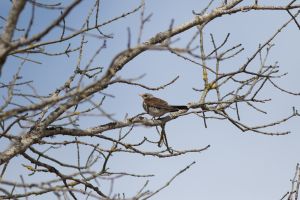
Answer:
[145,97,177,111]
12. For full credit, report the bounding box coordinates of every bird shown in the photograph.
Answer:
[140,93,188,117]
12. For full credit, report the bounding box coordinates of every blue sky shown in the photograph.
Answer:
[1,0,300,199]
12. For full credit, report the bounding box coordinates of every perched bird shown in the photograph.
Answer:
[140,93,188,117]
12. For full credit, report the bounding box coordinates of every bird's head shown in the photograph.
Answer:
[139,93,153,99]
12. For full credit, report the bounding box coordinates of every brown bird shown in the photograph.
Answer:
[140,93,188,117]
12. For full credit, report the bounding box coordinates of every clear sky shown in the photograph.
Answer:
[1,0,300,199]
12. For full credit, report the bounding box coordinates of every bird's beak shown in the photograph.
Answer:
[139,94,143,97]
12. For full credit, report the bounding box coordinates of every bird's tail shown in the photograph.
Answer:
[171,105,188,110]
